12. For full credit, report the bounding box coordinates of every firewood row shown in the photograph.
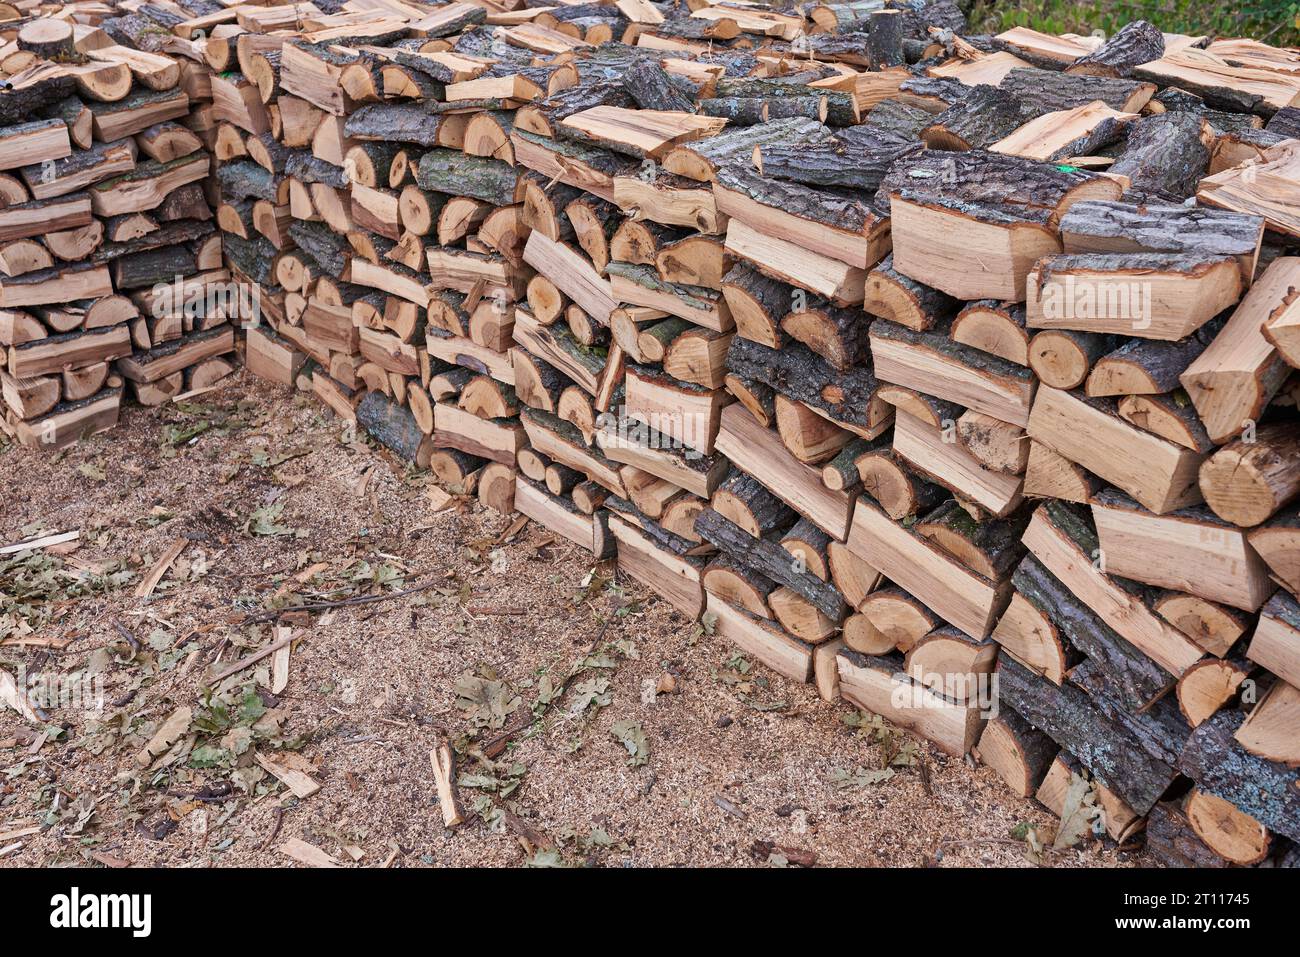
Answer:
[0,3,237,450]
[25,0,1300,864]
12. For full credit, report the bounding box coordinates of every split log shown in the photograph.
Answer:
[1199,424,1300,527]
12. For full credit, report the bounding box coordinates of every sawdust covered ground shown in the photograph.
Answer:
[0,373,1135,868]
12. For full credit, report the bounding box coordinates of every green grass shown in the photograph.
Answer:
[963,0,1300,48]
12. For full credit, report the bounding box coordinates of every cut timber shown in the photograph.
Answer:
[1199,424,1300,528]
[892,411,1025,519]
[1180,257,1300,445]
[904,626,998,703]
[611,515,704,618]
[975,709,1057,798]
[1198,139,1300,239]
[990,101,1135,163]
[860,588,938,654]
[1235,679,1300,766]
[707,594,811,684]
[712,471,794,537]
[1145,801,1230,868]
[997,654,1177,815]
[515,479,595,554]
[846,499,1012,639]
[884,150,1121,301]
[703,556,776,619]
[1184,788,1271,865]
[1036,753,1144,843]
[774,394,851,465]
[949,300,1030,366]
[1155,593,1251,658]
[712,166,889,271]
[1092,489,1274,611]
[836,650,985,757]
[1247,592,1300,690]
[521,407,626,497]
[1027,386,1204,513]
[723,218,866,306]
[1059,200,1263,285]
[1132,47,1300,117]
[1022,441,1099,503]
[956,411,1028,476]
[1014,552,1170,709]
[862,254,959,333]
[1249,506,1300,597]
[560,106,726,160]
[623,364,727,455]
[1176,658,1250,728]
[915,501,1028,581]
[870,320,1036,427]
[607,262,731,333]
[694,510,845,621]
[814,638,845,702]
[826,540,882,609]
[1022,501,1205,676]
[1178,711,1300,843]
[521,230,616,324]
[595,426,728,499]
[434,403,525,467]
[713,403,854,541]
[990,592,1071,685]
[1025,253,1241,342]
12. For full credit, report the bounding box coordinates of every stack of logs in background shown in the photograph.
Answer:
[0,6,235,447]
[5,0,1300,867]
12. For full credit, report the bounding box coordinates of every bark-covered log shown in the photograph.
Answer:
[217,160,281,202]
[1067,20,1164,78]
[287,220,350,279]
[1178,710,1300,843]
[285,152,349,189]
[781,300,871,371]
[725,335,882,432]
[1000,67,1155,114]
[916,500,1027,581]
[712,471,796,537]
[759,133,921,194]
[863,252,959,331]
[996,653,1179,815]
[416,149,517,206]
[345,103,452,147]
[1085,319,1223,396]
[867,9,906,68]
[1266,106,1300,139]
[1145,801,1230,868]
[1110,112,1210,202]
[694,508,846,620]
[356,390,429,464]
[922,84,1035,151]
[623,59,695,114]
[723,373,776,428]
[1012,553,1173,710]
[721,262,792,348]
[1059,200,1263,274]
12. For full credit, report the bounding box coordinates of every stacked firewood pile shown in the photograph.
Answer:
[0,8,233,449]
[11,0,1300,865]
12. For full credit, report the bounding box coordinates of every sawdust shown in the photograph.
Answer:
[0,373,1135,868]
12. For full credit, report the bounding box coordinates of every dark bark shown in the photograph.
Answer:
[111,247,196,290]
[714,471,797,536]
[721,262,791,348]
[1178,711,1300,843]
[1110,112,1210,203]
[715,165,877,236]
[345,103,452,147]
[1266,106,1300,139]
[357,391,427,464]
[1145,801,1229,868]
[415,149,517,206]
[922,84,1035,150]
[781,300,871,371]
[623,59,695,114]
[1000,67,1154,113]
[684,117,834,179]
[1059,200,1263,261]
[725,335,881,432]
[1087,319,1224,396]
[1,73,77,127]
[1068,20,1164,78]
[694,508,846,620]
[996,653,1179,815]
[917,500,1027,580]
[287,221,350,280]
[217,160,281,202]
[284,152,348,189]
[867,9,906,68]
[864,252,959,331]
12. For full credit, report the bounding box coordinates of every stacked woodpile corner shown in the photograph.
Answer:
[12,0,1300,865]
[0,7,233,449]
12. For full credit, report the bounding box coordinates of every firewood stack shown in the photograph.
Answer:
[0,6,232,449]
[13,0,1300,864]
